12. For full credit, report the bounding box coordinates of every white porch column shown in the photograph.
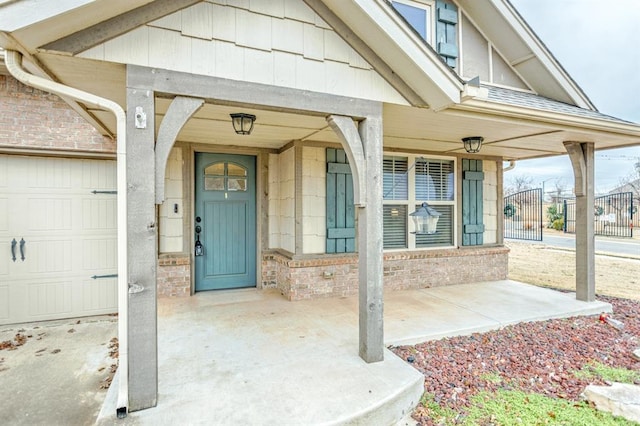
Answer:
[126,85,158,410]
[565,141,596,301]
[357,115,384,362]
[328,111,384,363]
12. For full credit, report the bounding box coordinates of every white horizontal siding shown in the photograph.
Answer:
[236,8,272,51]
[78,0,408,105]
[283,0,316,23]
[182,2,213,40]
[211,4,236,42]
[272,18,304,54]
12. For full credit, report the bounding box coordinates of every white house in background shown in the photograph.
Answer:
[1,0,639,416]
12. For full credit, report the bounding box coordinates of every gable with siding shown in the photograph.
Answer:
[79,0,408,105]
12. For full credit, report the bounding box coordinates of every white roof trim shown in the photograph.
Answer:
[0,0,94,32]
[457,0,596,110]
[498,0,594,109]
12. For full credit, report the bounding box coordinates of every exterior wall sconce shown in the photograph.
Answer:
[410,202,441,234]
[462,136,484,153]
[230,113,256,135]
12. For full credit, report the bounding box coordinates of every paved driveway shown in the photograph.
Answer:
[0,316,117,425]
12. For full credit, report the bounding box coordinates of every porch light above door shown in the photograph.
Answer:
[410,202,441,234]
[462,136,483,153]
[230,113,256,135]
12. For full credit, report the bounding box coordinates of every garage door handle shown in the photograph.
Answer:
[19,238,25,261]
[10,238,16,262]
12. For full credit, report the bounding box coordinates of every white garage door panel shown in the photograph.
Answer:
[83,239,117,270]
[82,198,117,230]
[1,155,118,325]
[26,239,73,274]
[81,278,118,311]
[28,198,73,231]
[0,156,7,187]
[82,160,116,190]
[0,198,7,232]
[29,157,72,189]
[0,241,8,276]
[0,286,8,320]
[27,280,73,317]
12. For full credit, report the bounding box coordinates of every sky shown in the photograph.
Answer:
[507,0,640,195]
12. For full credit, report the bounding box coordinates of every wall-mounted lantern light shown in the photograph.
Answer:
[230,113,256,135]
[462,136,484,153]
[410,202,441,234]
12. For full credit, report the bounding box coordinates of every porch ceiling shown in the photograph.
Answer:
[26,53,640,159]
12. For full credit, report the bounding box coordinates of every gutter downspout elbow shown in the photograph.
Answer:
[503,160,516,172]
[4,50,129,418]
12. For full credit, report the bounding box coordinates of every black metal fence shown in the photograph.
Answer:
[564,192,634,238]
[504,188,543,241]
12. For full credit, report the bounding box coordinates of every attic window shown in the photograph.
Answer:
[392,1,433,43]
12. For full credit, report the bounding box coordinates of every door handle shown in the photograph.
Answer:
[10,238,16,262]
[19,238,25,261]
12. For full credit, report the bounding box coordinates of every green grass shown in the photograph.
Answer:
[416,390,635,425]
[574,362,640,384]
[480,371,503,384]
[417,393,459,424]
[465,390,634,425]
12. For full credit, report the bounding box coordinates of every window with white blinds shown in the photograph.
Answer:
[383,154,456,249]
[415,159,454,201]
[383,156,408,200]
[383,205,408,249]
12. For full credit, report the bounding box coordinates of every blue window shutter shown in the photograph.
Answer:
[462,159,484,246]
[326,148,355,253]
[436,0,459,68]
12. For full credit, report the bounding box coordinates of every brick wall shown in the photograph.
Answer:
[263,247,509,301]
[157,254,191,297]
[0,75,115,153]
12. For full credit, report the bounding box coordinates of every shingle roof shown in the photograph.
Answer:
[484,85,634,125]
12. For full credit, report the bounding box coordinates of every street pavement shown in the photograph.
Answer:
[526,232,640,258]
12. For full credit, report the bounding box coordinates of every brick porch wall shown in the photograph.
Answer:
[157,254,191,297]
[262,247,509,301]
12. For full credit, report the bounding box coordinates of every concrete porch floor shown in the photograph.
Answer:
[98,280,611,425]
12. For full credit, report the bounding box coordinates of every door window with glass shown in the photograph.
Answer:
[383,155,455,249]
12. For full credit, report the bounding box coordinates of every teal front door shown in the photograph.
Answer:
[195,153,256,291]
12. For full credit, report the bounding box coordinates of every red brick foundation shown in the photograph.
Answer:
[262,247,509,301]
[157,247,509,300]
[157,254,191,297]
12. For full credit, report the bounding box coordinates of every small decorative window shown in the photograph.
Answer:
[392,0,433,43]
[204,162,247,192]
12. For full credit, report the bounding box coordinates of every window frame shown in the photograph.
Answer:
[203,161,248,192]
[383,153,457,251]
[391,0,435,44]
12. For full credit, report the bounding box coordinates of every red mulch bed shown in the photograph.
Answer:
[390,295,640,421]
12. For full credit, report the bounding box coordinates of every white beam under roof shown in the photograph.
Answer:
[0,0,97,32]
[0,0,154,52]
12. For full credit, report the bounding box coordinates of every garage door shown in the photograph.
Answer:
[0,155,117,325]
